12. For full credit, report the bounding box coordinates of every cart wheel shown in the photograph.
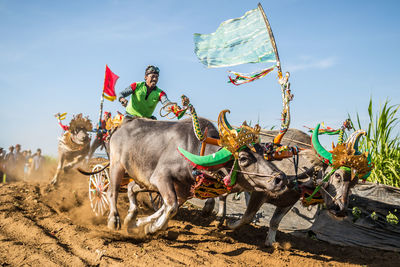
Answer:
[89,164,110,216]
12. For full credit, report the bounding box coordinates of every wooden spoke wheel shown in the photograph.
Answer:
[89,164,110,216]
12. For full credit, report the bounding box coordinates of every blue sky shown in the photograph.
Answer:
[0,0,399,156]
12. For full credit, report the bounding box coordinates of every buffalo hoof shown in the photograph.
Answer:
[124,212,138,230]
[201,202,215,216]
[107,216,121,231]
[136,217,156,235]
[227,219,242,230]
[127,223,148,238]
[265,231,277,247]
[50,178,58,186]
[264,241,279,248]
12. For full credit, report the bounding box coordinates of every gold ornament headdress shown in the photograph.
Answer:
[331,130,373,180]
[69,113,93,132]
[312,125,373,180]
[218,110,260,158]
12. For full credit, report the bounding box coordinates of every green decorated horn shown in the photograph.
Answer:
[311,123,333,165]
[362,152,373,179]
[177,146,233,170]
[345,129,366,154]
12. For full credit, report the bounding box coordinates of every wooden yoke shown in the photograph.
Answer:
[264,144,301,161]
[199,127,221,156]
[273,132,285,145]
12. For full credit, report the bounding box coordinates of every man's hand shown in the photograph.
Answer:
[119,97,128,107]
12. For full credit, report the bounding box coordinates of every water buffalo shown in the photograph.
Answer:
[205,126,372,246]
[51,114,92,185]
[106,112,290,236]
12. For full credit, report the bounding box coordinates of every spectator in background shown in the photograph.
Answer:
[22,150,32,180]
[0,148,5,181]
[14,144,25,179]
[31,148,44,178]
[5,146,15,181]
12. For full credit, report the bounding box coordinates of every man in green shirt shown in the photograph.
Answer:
[118,65,173,121]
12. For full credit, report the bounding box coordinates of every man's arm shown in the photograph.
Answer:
[159,92,172,106]
[118,83,137,107]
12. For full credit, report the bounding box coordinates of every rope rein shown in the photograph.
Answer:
[224,167,282,178]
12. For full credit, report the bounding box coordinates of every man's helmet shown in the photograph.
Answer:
[145,65,160,76]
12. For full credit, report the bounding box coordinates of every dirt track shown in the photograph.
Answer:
[0,172,399,266]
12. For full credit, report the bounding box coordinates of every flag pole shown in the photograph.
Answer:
[97,92,104,131]
[97,65,107,131]
[258,3,293,145]
[258,3,282,78]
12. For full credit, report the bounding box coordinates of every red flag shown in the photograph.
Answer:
[103,65,119,101]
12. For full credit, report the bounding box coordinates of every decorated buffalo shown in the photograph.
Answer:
[204,124,373,246]
[51,114,92,185]
[103,110,293,236]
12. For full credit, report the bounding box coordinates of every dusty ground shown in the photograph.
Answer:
[0,171,399,266]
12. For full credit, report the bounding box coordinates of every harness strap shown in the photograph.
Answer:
[306,168,335,202]
[291,146,299,191]
[305,166,351,202]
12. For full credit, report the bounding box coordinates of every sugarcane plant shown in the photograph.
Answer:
[349,98,400,187]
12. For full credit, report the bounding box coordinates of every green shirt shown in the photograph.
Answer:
[126,82,164,118]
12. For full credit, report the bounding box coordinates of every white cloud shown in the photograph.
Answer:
[286,56,337,71]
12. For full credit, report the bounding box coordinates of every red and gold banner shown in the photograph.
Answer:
[103,65,119,101]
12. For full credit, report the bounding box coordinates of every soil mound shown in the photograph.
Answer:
[0,175,398,266]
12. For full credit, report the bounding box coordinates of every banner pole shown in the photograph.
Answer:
[258,3,282,78]
[258,3,293,145]
[97,92,104,131]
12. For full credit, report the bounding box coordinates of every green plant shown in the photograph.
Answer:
[386,211,399,225]
[349,98,400,187]
[352,206,362,220]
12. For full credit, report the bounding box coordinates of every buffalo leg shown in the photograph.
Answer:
[265,205,293,247]
[50,155,65,185]
[124,181,142,231]
[107,161,124,230]
[137,175,178,235]
[228,191,265,229]
[217,195,227,227]
[202,198,215,215]
[148,179,178,234]
[88,136,103,159]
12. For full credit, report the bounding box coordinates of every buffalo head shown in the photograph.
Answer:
[179,110,287,194]
[312,123,373,217]
[235,144,287,193]
[69,113,92,145]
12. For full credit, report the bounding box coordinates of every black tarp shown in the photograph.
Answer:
[310,183,400,252]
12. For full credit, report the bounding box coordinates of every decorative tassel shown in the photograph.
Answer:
[228,66,275,85]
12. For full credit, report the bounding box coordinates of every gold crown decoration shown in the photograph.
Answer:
[69,113,93,132]
[218,110,260,158]
[331,130,373,180]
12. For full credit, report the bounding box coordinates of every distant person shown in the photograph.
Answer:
[31,149,44,178]
[23,150,32,180]
[14,144,25,179]
[0,148,5,181]
[88,111,112,159]
[118,65,174,122]
[4,146,15,182]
